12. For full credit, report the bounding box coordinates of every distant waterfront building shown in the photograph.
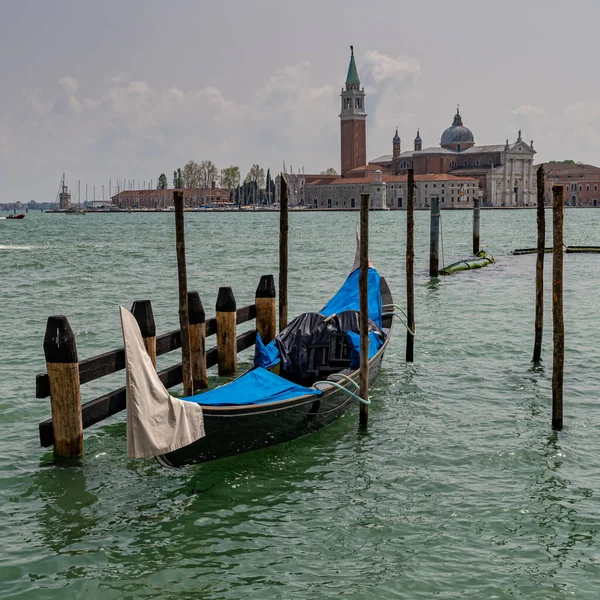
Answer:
[274,173,338,205]
[305,170,478,210]
[307,47,537,209]
[111,186,230,209]
[538,162,600,207]
[370,111,537,207]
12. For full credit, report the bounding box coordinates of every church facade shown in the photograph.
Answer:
[305,47,537,209]
[370,109,537,207]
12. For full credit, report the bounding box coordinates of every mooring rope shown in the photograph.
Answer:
[313,380,371,405]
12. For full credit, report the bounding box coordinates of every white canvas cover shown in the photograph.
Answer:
[352,229,374,272]
[120,306,205,459]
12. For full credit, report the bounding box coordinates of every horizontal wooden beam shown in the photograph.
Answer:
[39,329,257,447]
[36,304,256,398]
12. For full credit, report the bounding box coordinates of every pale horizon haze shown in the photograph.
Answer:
[1,0,598,203]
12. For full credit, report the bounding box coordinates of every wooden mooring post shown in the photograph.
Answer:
[43,316,83,458]
[37,288,264,450]
[473,192,481,255]
[255,274,277,344]
[359,192,370,426]
[406,169,415,362]
[279,173,289,332]
[430,195,440,277]
[188,291,208,391]
[174,190,193,396]
[131,300,156,368]
[552,185,564,430]
[532,166,545,364]
[216,287,237,376]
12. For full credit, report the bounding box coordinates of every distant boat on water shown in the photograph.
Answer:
[6,213,25,220]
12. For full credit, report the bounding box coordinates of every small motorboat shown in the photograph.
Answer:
[6,214,25,220]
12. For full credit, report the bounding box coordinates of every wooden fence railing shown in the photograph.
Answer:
[37,275,277,451]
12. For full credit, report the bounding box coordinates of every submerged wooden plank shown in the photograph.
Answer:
[565,246,600,253]
[36,305,257,398]
[513,247,553,255]
[39,329,257,447]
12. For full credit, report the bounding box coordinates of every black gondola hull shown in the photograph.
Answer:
[158,278,393,468]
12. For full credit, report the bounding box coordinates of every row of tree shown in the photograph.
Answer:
[156,162,270,192]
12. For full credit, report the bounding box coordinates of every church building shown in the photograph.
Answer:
[305,47,537,209]
[370,108,537,207]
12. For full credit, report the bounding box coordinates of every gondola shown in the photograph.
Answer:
[120,257,395,469]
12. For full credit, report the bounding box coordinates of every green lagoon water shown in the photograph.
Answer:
[1,209,599,599]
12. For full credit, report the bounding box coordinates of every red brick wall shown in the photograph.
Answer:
[341,119,366,176]
[414,155,443,174]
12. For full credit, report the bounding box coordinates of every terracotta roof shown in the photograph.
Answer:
[538,162,600,178]
[385,174,478,183]
[347,163,382,173]
[328,177,376,184]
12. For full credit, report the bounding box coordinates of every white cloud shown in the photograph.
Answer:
[513,104,546,117]
[1,59,344,190]
[358,50,422,150]
[362,51,421,85]
[128,80,150,95]
[59,75,78,95]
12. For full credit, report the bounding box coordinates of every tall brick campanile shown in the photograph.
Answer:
[340,46,367,177]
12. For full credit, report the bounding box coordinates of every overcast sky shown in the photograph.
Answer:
[1,0,599,203]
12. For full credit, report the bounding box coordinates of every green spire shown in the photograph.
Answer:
[346,45,360,85]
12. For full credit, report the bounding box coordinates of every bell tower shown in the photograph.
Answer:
[414,129,422,151]
[340,46,367,177]
[393,128,401,158]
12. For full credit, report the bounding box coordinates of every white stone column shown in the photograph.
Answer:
[504,159,510,206]
[509,158,514,206]
[522,159,528,205]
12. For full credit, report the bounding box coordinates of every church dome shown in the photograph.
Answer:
[440,108,474,149]
[414,129,422,143]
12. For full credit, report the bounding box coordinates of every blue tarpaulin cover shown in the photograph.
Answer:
[254,267,383,370]
[321,268,382,328]
[254,333,281,369]
[346,330,385,368]
[182,367,321,406]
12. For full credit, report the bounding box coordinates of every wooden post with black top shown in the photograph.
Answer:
[255,274,276,344]
[279,173,289,332]
[359,192,370,426]
[43,316,83,457]
[174,190,193,396]
[552,185,564,430]
[131,300,156,368]
[188,291,208,391]
[473,193,481,255]
[430,196,440,277]
[216,286,237,376]
[533,166,545,364]
[406,169,415,362]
